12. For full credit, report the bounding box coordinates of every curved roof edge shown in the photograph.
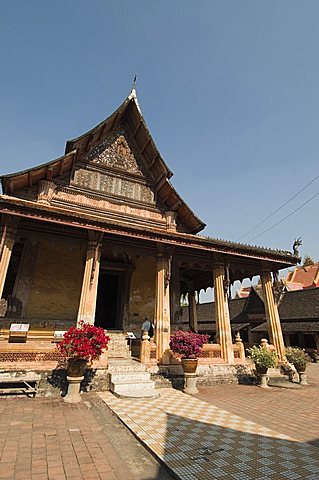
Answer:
[1,150,77,194]
[0,88,206,234]
[65,88,174,176]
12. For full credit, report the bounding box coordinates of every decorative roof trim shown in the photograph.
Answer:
[0,195,298,267]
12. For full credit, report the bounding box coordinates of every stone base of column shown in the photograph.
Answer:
[64,375,84,403]
[183,373,198,395]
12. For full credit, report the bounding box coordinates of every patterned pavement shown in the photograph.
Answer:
[98,389,319,480]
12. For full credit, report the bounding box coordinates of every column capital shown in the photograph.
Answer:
[88,230,104,243]
[0,215,20,254]
[156,243,174,259]
[2,214,20,234]
[213,261,225,268]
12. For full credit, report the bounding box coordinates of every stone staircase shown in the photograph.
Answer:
[108,358,159,398]
[267,367,301,389]
[107,331,131,359]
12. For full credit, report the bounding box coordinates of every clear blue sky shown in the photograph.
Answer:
[1,0,319,263]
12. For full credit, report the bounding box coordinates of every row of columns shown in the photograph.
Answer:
[0,215,286,364]
[186,264,286,363]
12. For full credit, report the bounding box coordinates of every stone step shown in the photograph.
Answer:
[107,360,146,373]
[111,381,158,397]
[111,379,155,390]
[110,371,151,382]
[106,331,132,359]
[113,389,160,399]
[267,368,290,383]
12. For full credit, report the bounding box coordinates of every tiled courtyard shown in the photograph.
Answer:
[99,363,319,480]
[0,364,318,479]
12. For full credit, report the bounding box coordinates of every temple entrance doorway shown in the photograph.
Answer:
[95,271,121,330]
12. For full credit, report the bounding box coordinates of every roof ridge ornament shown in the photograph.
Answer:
[128,74,141,114]
[129,73,137,98]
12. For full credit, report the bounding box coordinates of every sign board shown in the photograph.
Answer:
[54,331,67,338]
[10,324,29,332]
[126,332,136,339]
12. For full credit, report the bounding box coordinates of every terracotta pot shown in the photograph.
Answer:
[67,358,87,377]
[181,358,198,374]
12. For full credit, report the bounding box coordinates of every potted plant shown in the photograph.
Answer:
[310,350,319,364]
[285,347,311,385]
[169,331,209,373]
[248,346,278,388]
[57,321,110,402]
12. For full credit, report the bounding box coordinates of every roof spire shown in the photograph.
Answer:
[133,73,137,90]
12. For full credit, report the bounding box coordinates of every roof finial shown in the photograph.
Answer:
[133,73,137,90]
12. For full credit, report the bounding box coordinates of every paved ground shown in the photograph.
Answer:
[197,363,319,448]
[0,393,174,480]
[0,364,318,479]
[99,363,319,480]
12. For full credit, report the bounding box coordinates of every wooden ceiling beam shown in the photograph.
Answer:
[109,111,119,132]
[28,172,33,188]
[46,166,54,180]
[170,199,182,211]
[132,120,142,137]
[160,191,171,204]
[140,138,151,154]
[149,154,158,169]
[98,123,106,141]
[155,174,167,192]
[58,158,65,176]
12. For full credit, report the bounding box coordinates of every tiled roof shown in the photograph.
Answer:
[182,287,319,325]
[278,288,319,320]
[252,321,319,333]
[285,262,319,290]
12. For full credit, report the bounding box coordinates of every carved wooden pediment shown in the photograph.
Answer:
[87,131,143,176]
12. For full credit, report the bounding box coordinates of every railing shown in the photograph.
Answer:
[140,331,246,366]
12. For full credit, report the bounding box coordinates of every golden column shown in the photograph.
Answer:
[188,291,198,332]
[77,231,103,325]
[260,268,286,362]
[213,263,234,364]
[154,247,171,363]
[0,216,19,299]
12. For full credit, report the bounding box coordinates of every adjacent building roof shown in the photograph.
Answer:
[185,286,319,328]
[285,263,319,290]
[252,322,319,333]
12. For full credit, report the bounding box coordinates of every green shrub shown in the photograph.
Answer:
[285,347,311,372]
[248,346,278,369]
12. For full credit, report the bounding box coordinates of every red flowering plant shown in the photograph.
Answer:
[169,331,209,359]
[56,321,110,362]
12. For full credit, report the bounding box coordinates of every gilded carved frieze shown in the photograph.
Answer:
[72,169,155,205]
[87,131,143,176]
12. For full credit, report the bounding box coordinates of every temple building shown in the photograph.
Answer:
[0,88,298,368]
